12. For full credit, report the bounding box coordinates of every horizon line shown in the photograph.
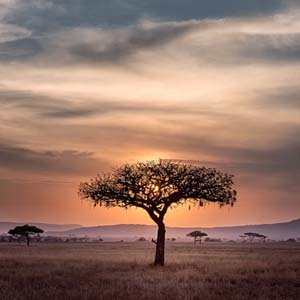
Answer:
[1,217,299,229]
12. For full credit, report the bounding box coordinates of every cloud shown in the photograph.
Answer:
[0,88,230,120]
[0,88,69,113]
[0,2,298,65]
[57,21,198,65]
[26,6,298,68]
[189,32,300,65]
[136,0,286,20]
[0,0,299,217]
[0,0,286,35]
[253,86,300,109]
[0,23,31,43]
[1,123,298,190]
[0,0,54,19]
[0,38,42,60]
[0,1,43,53]
[44,108,97,119]
[0,144,109,175]
[170,137,300,190]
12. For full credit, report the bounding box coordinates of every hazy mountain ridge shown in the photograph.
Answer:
[0,222,82,234]
[45,219,300,241]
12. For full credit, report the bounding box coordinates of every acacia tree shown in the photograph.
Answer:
[244,232,267,242]
[79,160,236,266]
[8,225,44,246]
[187,230,208,244]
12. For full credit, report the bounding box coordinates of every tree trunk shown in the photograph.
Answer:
[154,223,166,266]
[26,235,30,247]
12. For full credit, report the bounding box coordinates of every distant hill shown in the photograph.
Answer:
[46,219,300,241]
[0,222,82,234]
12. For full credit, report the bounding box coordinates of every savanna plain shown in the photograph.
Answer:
[0,242,299,300]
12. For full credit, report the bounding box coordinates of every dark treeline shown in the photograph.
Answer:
[1,234,300,244]
[0,235,104,243]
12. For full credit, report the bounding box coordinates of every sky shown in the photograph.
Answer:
[0,0,299,227]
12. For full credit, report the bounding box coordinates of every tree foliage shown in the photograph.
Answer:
[79,160,236,219]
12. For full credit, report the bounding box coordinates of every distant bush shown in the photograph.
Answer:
[205,237,222,243]
[166,238,177,242]
[286,238,297,243]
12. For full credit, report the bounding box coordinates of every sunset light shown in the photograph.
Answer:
[0,2,299,299]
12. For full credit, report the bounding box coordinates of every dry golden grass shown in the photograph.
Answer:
[0,242,299,300]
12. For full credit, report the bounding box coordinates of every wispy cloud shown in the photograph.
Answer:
[68,21,199,64]
[0,144,109,175]
[0,23,31,43]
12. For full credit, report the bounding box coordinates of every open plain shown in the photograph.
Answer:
[0,242,299,300]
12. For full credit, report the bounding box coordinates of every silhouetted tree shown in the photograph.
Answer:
[286,238,297,243]
[79,160,236,266]
[8,225,43,246]
[187,230,208,244]
[244,232,266,242]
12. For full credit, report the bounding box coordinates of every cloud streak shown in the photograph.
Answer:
[0,88,232,120]
[0,144,109,176]
[0,23,31,43]
[69,21,199,64]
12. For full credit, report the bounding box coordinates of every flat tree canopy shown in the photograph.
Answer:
[8,224,44,246]
[79,159,236,265]
[244,232,267,242]
[187,231,208,244]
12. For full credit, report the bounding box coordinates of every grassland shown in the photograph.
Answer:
[0,242,299,300]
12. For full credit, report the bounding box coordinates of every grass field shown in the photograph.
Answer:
[0,242,299,300]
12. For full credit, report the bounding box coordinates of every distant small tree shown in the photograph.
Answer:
[286,238,297,243]
[137,237,147,242]
[8,225,44,246]
[79,160,236,266]
[244,232,266,242]
[166,237,176,242]
[187,230,208,244]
